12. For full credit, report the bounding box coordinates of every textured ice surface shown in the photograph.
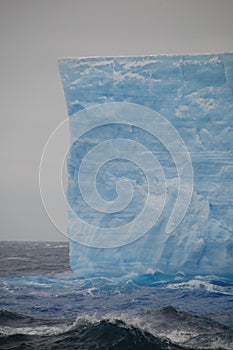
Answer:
[59,54,233,279]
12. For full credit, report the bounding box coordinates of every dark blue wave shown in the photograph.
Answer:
[0,310,184,350]
[1,307,233,350]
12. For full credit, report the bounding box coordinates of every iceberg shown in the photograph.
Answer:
[58,54,233,279]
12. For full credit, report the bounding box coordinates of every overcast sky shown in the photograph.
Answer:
[1,0,233,241]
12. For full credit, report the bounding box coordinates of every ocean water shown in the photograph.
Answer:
[0,242,233,349]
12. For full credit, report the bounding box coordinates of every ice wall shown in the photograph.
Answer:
[59,54,233,279]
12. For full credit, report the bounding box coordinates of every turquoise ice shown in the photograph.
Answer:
[59,54,233,279]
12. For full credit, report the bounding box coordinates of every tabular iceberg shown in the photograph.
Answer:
[58,53,233,279]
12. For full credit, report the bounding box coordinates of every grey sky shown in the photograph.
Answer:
[1,0,233,241]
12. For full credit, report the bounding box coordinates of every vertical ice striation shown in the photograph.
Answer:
[58,53,233,279]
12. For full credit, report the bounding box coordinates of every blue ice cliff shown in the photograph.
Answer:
[58,54,233,279]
